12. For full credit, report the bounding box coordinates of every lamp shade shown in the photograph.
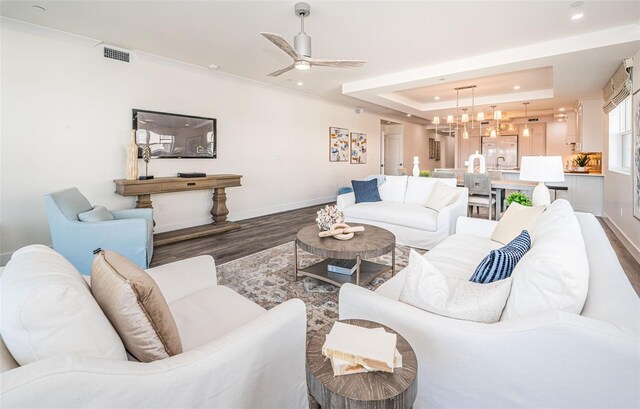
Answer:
[446,115,454,124]
[520,156,565,182]
[477,112,485,121]
[433,116,440,125]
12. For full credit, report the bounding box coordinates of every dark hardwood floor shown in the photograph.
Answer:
[151,203,640,296]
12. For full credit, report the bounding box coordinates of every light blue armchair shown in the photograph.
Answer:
[44,188,153,274]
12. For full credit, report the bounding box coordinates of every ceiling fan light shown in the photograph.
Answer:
[294,60,311,70]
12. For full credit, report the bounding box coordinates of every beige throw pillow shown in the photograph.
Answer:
[91,250,183,362]
[424,181,461,211]
[491,203,546,245]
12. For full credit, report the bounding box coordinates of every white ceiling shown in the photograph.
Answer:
[1,1,639,123]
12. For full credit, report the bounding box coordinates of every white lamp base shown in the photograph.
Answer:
[531,182,551,206]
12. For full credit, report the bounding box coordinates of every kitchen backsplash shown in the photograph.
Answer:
[563,152,602,173]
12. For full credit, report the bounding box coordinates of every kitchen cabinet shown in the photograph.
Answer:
[518,123,546,162]
[566,112,577,144]
[576,99,604,152]
[500,171,603,216]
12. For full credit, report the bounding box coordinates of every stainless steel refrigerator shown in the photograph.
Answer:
[481,135,518,169]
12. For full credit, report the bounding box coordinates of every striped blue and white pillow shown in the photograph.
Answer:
[470,230,531,284]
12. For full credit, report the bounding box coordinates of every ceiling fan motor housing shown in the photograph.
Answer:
[294,32,311,57]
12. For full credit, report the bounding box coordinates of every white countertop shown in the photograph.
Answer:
[497,169,603,177]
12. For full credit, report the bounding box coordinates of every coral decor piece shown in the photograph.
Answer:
[316,205,345,231]
[318,223,365,241]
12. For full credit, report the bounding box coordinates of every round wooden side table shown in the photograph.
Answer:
[307,319,418,409]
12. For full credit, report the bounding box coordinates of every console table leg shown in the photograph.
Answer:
[294,239,299,282]
[135,194,156,227]
[210,188,229,224]
[356,255,361,286]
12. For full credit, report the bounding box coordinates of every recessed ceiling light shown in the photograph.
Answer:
[31,5,46,12]
[513,85,521,90]
[407,114,412,117]
[208,64,219,70]
[296,81,303,86]
[571,13,584,20]
[434,96,440,100]
[559,107,566,111]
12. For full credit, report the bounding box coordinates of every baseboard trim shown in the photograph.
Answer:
[601,213,640,264]
[152,195,336,234]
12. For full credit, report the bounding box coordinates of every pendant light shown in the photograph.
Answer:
[433,116,440,133]
[447,114,454,134]
[522,102,530,137]
[491,105,500,137]
[477,111,484,135]
[462,108,469,139]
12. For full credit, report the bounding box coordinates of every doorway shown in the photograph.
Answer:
[381,121,403,175]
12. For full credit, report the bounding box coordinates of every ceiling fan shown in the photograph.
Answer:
[260,2,366,77]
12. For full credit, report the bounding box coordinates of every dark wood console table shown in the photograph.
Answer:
[114,174,242,246]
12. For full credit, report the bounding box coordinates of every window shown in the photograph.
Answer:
[608,96,632,173]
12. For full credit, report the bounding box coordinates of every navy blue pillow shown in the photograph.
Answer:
[351,179,381,204]
[470,230,531,284]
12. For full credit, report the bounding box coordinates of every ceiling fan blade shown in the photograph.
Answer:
[267,65,295,77]
[308,58,367,68]
[260,32,300,60]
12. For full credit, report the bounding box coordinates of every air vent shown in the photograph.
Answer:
[528,118,539,122]
[103,47,130,63]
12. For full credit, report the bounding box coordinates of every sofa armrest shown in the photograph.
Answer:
[337,192,355,210]
[0,299,308,408]
[455,216,498,238]
[338,284,640,408]
[145,256,217,304]
[437,187,468,234]
[111,208,153,222]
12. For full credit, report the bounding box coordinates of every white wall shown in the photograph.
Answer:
[402,123,444,173]
[601,49,640,261]
[0,22,381,262]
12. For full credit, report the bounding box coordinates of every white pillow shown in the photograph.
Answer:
[424,181,461,211]
[0,245,127,365]
[501,200,589,320]
[404,177,438,206]
[78,205,114,222]
[378,175,408,202]
[490,203,546,245]
[399,250,512,323]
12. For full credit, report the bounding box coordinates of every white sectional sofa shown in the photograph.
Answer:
[339,200,640,408]
[0,246,308,408]
[337,175,469,249]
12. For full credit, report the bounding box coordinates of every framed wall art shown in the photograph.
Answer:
[329,127,349,162]
[350,132,367,164]
[429,138,435,159]
[434,140,441,161]
[633,89,640,220]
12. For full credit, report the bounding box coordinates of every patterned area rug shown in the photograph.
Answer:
[216,241,411,336]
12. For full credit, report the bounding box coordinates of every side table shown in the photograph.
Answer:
[307,319,418,408]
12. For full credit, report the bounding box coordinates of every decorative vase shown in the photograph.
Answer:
[126,130,138,180]
[412,156,420,177]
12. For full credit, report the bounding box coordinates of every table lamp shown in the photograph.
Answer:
[519,156,565,206]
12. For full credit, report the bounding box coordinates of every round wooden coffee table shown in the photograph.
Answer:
[294,223,396,287]
[307,319,418,409]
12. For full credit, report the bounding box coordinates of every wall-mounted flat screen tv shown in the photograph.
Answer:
[133,109,217,159]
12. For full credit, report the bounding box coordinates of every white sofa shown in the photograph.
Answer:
[337,175,469,249]
[0,246,308,408]
[339,201,640,408]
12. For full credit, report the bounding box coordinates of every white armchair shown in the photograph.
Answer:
[0,249,308,408]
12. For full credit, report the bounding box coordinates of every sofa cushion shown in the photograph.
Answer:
[351,179,381,203]
[169,285,266,351]
[0,245,127,365]
[425,234,502,280]
[399,250,512,323]
[470,230,531,283]
[91,250,183,362]
[378,175,408,202]
[490,203,545,245]
[501,200,589,320]
[424,181,462,211]
[343,202,438,231]
[78,205,115,222]
[404,177,438,205]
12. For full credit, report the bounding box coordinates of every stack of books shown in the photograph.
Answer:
[321,322,402,376]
